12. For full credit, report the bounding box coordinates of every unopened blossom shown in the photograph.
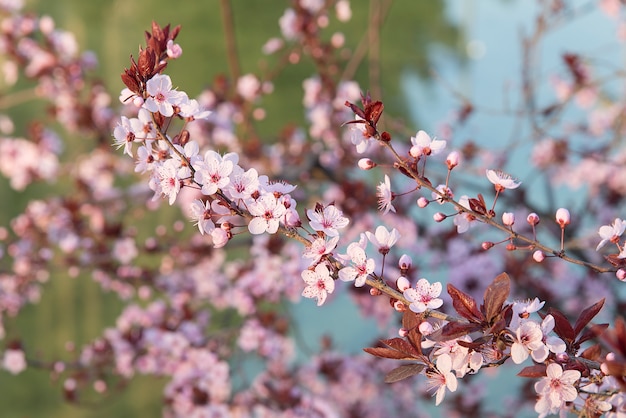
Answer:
[357,158,376,170]
[533,250,545,263]
[192,150,237,196]
[403,278,443,313]
[502,212,515,226]
[350,115,371,154]
[596,218,626,251]
[409,130,446,158]
[396,276,411,292]
[307,204,349,237]
[427,353,458,406]
[527,212,540,226]
[534,363,581,416]
[143,74,187,117]
[247,194,287,235]
[302,236,339,265]
[446,150,460,169]
[376,174,396,214]
[338,242,375,287]
[511,320,548,364]
[166,39,182,58]
[556,208,571,227]
[301,262,335,306]
[398,254,412,270]
[366,225,400,255]
[486,169,521,191]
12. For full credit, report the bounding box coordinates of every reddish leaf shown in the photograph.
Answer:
[547,308,575,342]
[482,273,511,324]
[384,363,425,383]
[363,347,414,360]
[517,364,547,378]
[402,310,420,331]
[579,344,602,361]
[468,197,487,216]
[573,299,605,337]
[432,321,482,341]
[447,283,484,323]
[380,338,421,358]
[365,101,384,125]
[577,323,609,346]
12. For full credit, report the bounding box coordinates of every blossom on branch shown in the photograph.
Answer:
[144,74,187,117]
[307,204,349,237]
[247,194,287,235]
[376,175,395,214]
[534,363,580,417]
[338,241,375,287]
[596,217,626,251]
[403,278,443,313]
[301,262,335,306]
[409,130,446,158]
[486,169,521,191]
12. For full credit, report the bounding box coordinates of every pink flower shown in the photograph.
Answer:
[189,199,216,235]
[247,194,287,235]
[426,353,458,405]
[596,218,626,251]
[534,363,580,416]
[223,166,259,202]
[192,150,237,196]
[365,225,400,255]
[302,236,339,265]
[149,159,181,205]
[144,74,187,117]
[307,204,349,237]
[301,262,335,306]
[409,130,446,158]
[403,278,443,313]
[113,116,136,157]
[338,242,375,287]
[376,175,396,214]
[2,349,26,375]
[510,320,548,364]
[510,297,545,329]
[486,169,521,191]
[453,196,477,233]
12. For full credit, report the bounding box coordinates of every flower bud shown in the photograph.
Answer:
[555,352,569,363]
[533,250,545,262]
[502,212,515,226]
[370,288,382,296]
[446,150,460,169]
[418,321,434,335]
[398,254,412,271]
[617,269,626,282]
[398,328,408,337]
[482,241,495,250]
[357,158,376,170]
[505,243,517,251]
[556,208,570,227]
[433,212,446,222]
[417,197,429,208]
[526,212,540,226]
[396,276,411,292]
[393,300,406,312]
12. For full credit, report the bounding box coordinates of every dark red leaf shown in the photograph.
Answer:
[482,272,511,324]
[577,323,609,346]
[468,197,487,215]
[384,363,426,383]
[579,344,602,361]
[344,101,365,119]
[432,321,482,341]
[402,311,423,354]
[573,299,605,337]
[363,347,414,360]
[447,283,484,323]
[517,364,547,378]
[365,101,384,125]
[380,338,421,358]
[547,308,575,342]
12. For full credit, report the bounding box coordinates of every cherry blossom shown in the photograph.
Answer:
[301,262,335,306]
[192,150,237,196]
[426,353,458,406]
[376,174,395,214]
[510,320,548,364]
[2,349,26,374]
[486,169,521,191]
[189,199,216,235]
[534,363,581,417]
[112,116,136,157]
[409,130,446,158]
[149,159,182,205]
[223,166,260,202]
[302,236,339,265]
[596,217,626,251]
[307,204,349,237]
[144,74,187,117]
[453,196,477,233]
[365,225,400,255]
[247,194,287,234]
[403,278,443,313]
[338,242,375,287]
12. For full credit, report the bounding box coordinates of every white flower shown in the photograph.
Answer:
[338,242,375,287]
[113,116,136,157]
[510,320,547,364]
[301,262,335,306]
[143,74,187,117]
[192,150,237,196]
[365,226,400,255]
[403,278,443,313]
[596,218,626,251]
[426,353,458,406]
[486,169,521,191]
[534,363,580,416]
[149,159,181,205]
[510,297,545,329]
[453,195,477,233]
[376,175,395,214]
[307,204,349,237]
[410,130,446,158]
[247,194,287,235]
[189,199,216,235]
[302,236,339,265]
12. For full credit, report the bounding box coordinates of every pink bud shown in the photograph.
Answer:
[433,212,446,222]
[502,212,515,226]
[526,212,540,226]
[505,243,517,251]
[555,352,569,363]
[556,208,570,227]
[396,276,411,292]
[393,300,406,312]
[617,269,626,282]
[418,321,434,335]
[357,158,376,170]
[398,328,408,337]
[482,241,494,250]
[370,288,383,296]
[446,150,460,169]
[417,197,429,208]
[398,254,412,271]
[533,250,545,262]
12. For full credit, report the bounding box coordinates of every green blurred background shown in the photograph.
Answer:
[1,1,459,416]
